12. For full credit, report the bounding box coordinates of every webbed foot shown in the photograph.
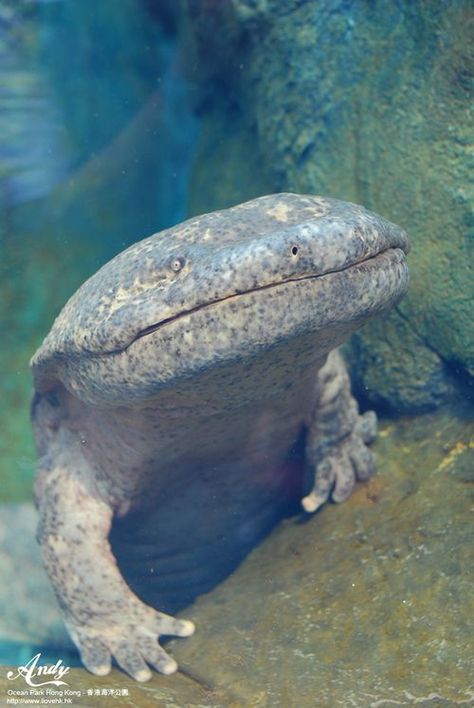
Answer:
[35,459,195,682]
[66,600,194,681]
[302,410,377,513]
[303,349,378,514]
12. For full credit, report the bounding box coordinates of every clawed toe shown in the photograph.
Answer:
[332,452,356,502]
[153,615,195,638]
[82,651,112,677]
[356,410,377,444]
[115,644,152,682]
[350,439,375,481]
[303,411,376,513]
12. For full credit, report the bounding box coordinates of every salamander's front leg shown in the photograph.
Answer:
[34,442,194,682]
[302,349,377,513]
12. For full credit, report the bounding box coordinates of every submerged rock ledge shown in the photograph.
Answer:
[0,408,472,706]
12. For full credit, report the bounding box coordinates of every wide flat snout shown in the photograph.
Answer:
[212,212,409,290]
[32,193,409,370]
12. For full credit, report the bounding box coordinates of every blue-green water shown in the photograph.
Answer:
[0,0,198,503]
[0,0,198,670]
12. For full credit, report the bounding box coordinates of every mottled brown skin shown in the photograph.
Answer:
[31,194,409,681]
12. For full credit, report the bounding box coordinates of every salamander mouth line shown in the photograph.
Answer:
[108,246,405,355]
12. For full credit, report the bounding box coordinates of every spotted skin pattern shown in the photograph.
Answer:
[31,194,409,680]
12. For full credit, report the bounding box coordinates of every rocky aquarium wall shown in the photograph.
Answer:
[183,0,473,413]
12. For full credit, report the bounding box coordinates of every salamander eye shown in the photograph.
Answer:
[291,245,299,256]
[170,256,186,273]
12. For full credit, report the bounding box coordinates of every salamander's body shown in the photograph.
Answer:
[31,193,409,681]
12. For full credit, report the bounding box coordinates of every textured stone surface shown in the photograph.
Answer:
[0,668,232,708]
[166,408,474,706]
[1,408,473,705]
[183,0,474,412]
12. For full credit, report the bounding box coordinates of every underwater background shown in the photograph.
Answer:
[0,1,472,706]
